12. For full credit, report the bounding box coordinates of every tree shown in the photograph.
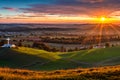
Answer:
[89,45,94,49]
[111,44,115,47]
[74,47,79,51]
[105,42,110,48]
[0,40,5,46]
[51,47,59,52]
[18,40,22,47]
[60,46,66,52]
[32,42,51,51]
[68,48,73,52]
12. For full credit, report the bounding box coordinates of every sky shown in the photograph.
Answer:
[0,0,120,23]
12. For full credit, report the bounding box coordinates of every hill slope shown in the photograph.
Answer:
[61,47,120,67]
[0,46,120,70]
[0,47,59,69]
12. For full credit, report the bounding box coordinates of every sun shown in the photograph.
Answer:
[94,16,112,24]
[100,17,106,22]
[98,17,111,23]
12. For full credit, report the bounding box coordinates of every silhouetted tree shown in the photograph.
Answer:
[32,42,51,51]
[89,45,94,49]
[68,48,73,52]
[51,47,59,52]
[105,42,110,48]
[74,47,79,51]
[60,46,66,52]
[0,40,6,46]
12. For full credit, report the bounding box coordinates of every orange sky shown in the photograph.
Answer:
[0,16,119,24]
[0,0,120,24]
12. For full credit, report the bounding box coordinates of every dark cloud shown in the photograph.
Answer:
[2,7,17,11]
[80,0,104,3]
[20,0,120,17]
[20,5,88,15]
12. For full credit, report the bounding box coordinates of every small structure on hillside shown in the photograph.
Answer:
[93,44,105,49]
[1,38,16,48]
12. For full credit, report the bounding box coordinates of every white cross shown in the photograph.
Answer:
[6,38,10,44]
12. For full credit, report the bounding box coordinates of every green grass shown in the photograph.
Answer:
[29,59,79,71]
[0,47,61,70]
[61,47,120,63]
[0,46,120,70]
[14,47,61,60]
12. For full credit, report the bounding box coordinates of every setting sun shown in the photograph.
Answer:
[100,17,106,22]
[95,17,113,23]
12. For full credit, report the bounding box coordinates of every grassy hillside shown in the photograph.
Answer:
[0,47,78,70]
[61,47,120,66]
[0,47,60,70]
[0,65,120,80]
[0,46,120,70]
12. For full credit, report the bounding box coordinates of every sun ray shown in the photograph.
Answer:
[108,24,120,36]
[81,24,100,46]
[98,24,104,45]
[104,24,111,43]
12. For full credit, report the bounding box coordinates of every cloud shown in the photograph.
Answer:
[80,0,104,3]
[20,5,88,15]
[0,14,2,18]
[19,0,120,17]
[109,11,120,18]
[2,7,17,11]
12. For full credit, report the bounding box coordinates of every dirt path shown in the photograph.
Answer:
[95,56,120,66]
[21,61,51,68]
[62,58,94,67]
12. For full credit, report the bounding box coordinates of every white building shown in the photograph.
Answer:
[1,38,16,48]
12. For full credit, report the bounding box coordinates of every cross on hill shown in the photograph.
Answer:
[6,38,10,44]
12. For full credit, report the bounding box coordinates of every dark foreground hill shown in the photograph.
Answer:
[0,65,120,80]
[0,46,120,70]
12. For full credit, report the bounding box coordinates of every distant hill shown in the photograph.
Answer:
[0,27,77,32]
[0,65,119,80]
[0,47,120,70]
[0,24,95,32]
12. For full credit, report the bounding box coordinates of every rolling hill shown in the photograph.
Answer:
[0,46,120,70]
